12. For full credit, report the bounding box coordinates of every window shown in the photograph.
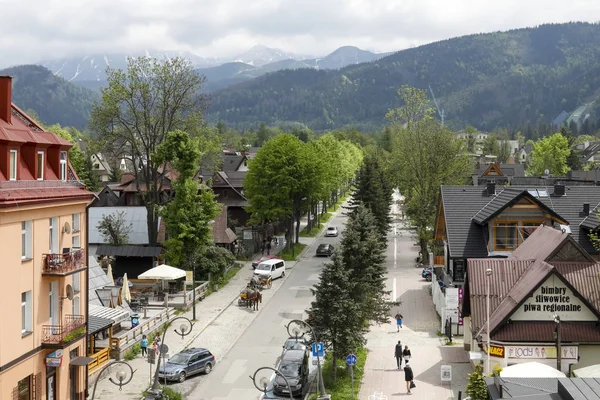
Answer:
[9,149,17,181]
[17,375,31,400]
[59,152,67,181]
[73,296,80,316]
[37,151,44,180]
[21,221,32,260]
[72,213,80,233]
[49,217,58,253]
[72,272,80,293]
[72,235,80,248]
[94,163,100,169]
[494,221,518,250]
[21,291,32,335]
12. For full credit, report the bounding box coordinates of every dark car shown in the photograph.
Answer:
[157,347,215,383]
[316,244,334,257]
[252,255,281,269]
[422,267,433,282]
[273,349,310,397]
[282,337,308,357]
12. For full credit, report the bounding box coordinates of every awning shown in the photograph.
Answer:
[70,356,94,366]
[88,315,113,335]
[138,264,186,280]
[89,304,130,324]
[96,245,162,257]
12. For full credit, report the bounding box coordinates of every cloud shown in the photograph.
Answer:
[1,0,599,66]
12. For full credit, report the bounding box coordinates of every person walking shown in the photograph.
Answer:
[140,335,148,358]
[266,240,272,255]
[395,312,404,331]
[404,361,414,394]
[394,341,403,369]
[402,345,412,368]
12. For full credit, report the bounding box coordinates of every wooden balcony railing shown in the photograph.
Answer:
[87,347,111,374]
[42,249,85,275]
[42,315,86,348]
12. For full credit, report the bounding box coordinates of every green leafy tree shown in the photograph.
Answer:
[465,125,478,153]
[496,129,512,163]
[195,246,235,284]
[466,365,488,400]
[527,132,571,176]
[388,86,472,263]
[482,134,500,156]
[560,126,583,171]
[90,56,208,245]
[156,130,221,267]
[97,211,132,245]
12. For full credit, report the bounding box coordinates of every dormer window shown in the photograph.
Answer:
[59,152,67,181]
[9,150,17,181]
[37,151,44,180]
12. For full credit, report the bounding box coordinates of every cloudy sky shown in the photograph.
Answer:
[1,0,599,65]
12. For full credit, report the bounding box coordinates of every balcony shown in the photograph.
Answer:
[42,315,86,349]
[42,249,85,276]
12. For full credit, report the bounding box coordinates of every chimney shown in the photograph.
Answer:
[583,203,590,216]
[0,76,12,124]
[554,183,565,197]
[486,181,496,196]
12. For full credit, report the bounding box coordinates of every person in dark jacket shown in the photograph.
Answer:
[404,362,414,394]
[394,340,403,369]
[402,345,411,368]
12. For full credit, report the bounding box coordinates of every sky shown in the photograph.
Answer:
[1,0,599,66]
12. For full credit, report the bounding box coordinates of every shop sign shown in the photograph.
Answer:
[446,288,459,309]
[46,350,63,367]
[441,365,452,382]
[488,345,505,358]
[507,345,578,359]
[458,288,464,326]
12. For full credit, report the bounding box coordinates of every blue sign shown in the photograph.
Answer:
[312,342,324,357]
[346,354,357,366]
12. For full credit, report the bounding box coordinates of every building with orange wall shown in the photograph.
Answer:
[0,76,94,400]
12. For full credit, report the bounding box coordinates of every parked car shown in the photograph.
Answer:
[325,226,339,237]
[422,267,433,282]
[273,349,310,397]
[316,243,334,257]
[282,337,307,357]
[253,259,286,280]
[252,255,281,270]
[157,347,215,383]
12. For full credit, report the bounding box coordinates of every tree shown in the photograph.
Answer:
[97,211,132,245]
[195,246,235,284]
[560,126,583,171]
[496,129,512,163]
[341,204,392,325]
[90,56,208,245]
[481,134,500,156]
[465,125,477,153]
[388,86,471,262]
[466,365,488,400]
[157,130,221,267]
[527,133,571,176]
[307,254,365,382]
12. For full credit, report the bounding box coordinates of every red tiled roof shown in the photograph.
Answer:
[494,321,600,342]
[0,181,93,206]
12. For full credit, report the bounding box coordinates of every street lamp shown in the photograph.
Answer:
[90,360,136,400]
[286,319,331,400]
[249,366,294,400]
[148,316,195,397]
[485,268,492,376]
[554,314,562,373]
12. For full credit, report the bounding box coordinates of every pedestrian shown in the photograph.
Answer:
[404,361,414,394]
[266,241,272,255]
[140,335,148,358]
[402,345,412,367]
[395,312,404,331]
[261,239,267,255]
[394,340,403,369]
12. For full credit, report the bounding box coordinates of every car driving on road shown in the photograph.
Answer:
[325,226,339,237]
[316,243,334,257]
[253,258,286,280]
[157,347,215,383]
[252,255,281,270]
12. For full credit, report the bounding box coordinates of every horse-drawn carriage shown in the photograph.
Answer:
[251,274,272,290]
[238,286,262,310]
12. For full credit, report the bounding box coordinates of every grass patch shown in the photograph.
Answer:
[309,347,367,400]
[280,243,307,261]
[124,343,141,361]
[300,223,324,237]
[142,387,183,400]
[320,212,333,223]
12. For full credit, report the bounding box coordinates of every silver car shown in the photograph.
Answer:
[325,226,339,237]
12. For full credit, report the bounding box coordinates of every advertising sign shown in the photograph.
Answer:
[441,365,452,382]
[506,345,578,359]
[446,288,459,309]
[488,345,505,358]
[45,350,63,367]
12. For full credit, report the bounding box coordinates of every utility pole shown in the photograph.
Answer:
[429,85,446,126]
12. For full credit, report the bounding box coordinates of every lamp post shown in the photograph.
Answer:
[249,366,294,400]
[148,316,194,397]
[286,319,331,400]
[554,314,562,373]
[485,268,492,376]
[90,360,136,400]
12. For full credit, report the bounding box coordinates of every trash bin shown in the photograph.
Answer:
[130,313,140,328]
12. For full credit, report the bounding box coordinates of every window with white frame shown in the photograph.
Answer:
[49,217,58,253]
[37,151,44,180]
[72,272,80,293]
[59,151,67,181]
[73,295,80,316]
[72,213,80,233]
[72,234,80,249]
[21,221,32,260]
[9,150,17,181]
[21,291,32,334]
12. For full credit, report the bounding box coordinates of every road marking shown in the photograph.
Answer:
[369,392,388,400]
[392,278,396,302]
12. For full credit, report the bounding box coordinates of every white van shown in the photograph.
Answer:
[253,258,286,280]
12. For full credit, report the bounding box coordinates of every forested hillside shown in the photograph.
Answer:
[0,65,98,129]
[206,22,600,131]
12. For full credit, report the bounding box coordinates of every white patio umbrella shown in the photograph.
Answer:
[138,264,187,280]
[121,273,132,303]
[106,262,115,286]
[500,361,566,378]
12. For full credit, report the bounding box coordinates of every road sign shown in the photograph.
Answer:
[346,354,357,366]
[147,351,156,364]
[159,344,169,354]
[312,342,324,357]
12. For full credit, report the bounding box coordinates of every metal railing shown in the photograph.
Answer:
[42,314,86,345]
[42,249,85,275]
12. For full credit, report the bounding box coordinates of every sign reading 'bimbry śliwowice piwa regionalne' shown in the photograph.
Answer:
[507,345,578,359]
[510,274,596,322]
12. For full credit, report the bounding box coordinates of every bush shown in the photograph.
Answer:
[310,347,367,400]
[466,364,488,400]
[124,343,141,361]
[161,387,182,400]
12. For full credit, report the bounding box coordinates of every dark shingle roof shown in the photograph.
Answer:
[95,245,162,257]
[474,163,525,178]
[221,155,246,172]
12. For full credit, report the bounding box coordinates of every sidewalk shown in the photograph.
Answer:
[90,204,343,399]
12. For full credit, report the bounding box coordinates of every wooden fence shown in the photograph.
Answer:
[88,347,110,374]
[110,308,171,354]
